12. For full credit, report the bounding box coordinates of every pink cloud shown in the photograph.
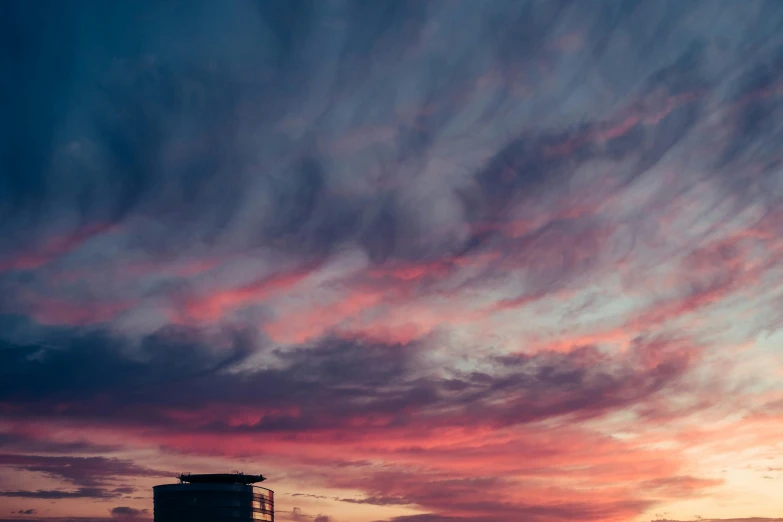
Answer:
[0,224,115,274]
[174,266,317,322]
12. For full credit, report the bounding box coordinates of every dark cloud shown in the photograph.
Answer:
[1,0,778,275]
[0,454,174,488]
[0,323,256,406]
[0,488,114,500]
[289,507,314,522]
[14,511,35,515]
[0,317,695,440]
[341,496,410,506]
[0,434,121,456]
[2,2,783,521]
[108,508,148,519]
[0,0,431,266]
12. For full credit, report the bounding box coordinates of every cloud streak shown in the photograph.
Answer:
[3,1,783,521]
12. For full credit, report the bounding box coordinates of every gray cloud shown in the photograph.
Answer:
[0,453,172,501]
[0,317,696,439]
[2,2,783,521]
[341,496,410,506]
[108,508,148,519]
[0,489,115,500]
[2,1,782,275]
[0,434,121,456]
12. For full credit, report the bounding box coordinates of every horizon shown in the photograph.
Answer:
[2,1,783,522]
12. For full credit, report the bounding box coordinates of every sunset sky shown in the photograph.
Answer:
[3,1,783,522]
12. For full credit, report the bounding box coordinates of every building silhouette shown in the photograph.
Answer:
[153,472,274,522]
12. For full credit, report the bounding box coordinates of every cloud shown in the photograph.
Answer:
[108,508,148,519]
[0,433,121,455]
[0,0,766,282]
[0,518,150,522]
[332,468,664,522]
[371,498,655,522]
[0,319,711,520]
[0,454,171,502]
[0,488,115,500]
[3,1,783,521]
[0,320,697,435]
[656,517,783,522]
[341,496,411,506]
[289,507,314,522]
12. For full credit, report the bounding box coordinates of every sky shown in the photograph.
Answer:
[2,1,783,521]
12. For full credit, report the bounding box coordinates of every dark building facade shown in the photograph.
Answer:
[154,473,273,522]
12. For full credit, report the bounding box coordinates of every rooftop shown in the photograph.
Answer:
[178,472,267,485]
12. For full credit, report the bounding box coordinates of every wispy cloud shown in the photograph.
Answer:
[2,1,783,521]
